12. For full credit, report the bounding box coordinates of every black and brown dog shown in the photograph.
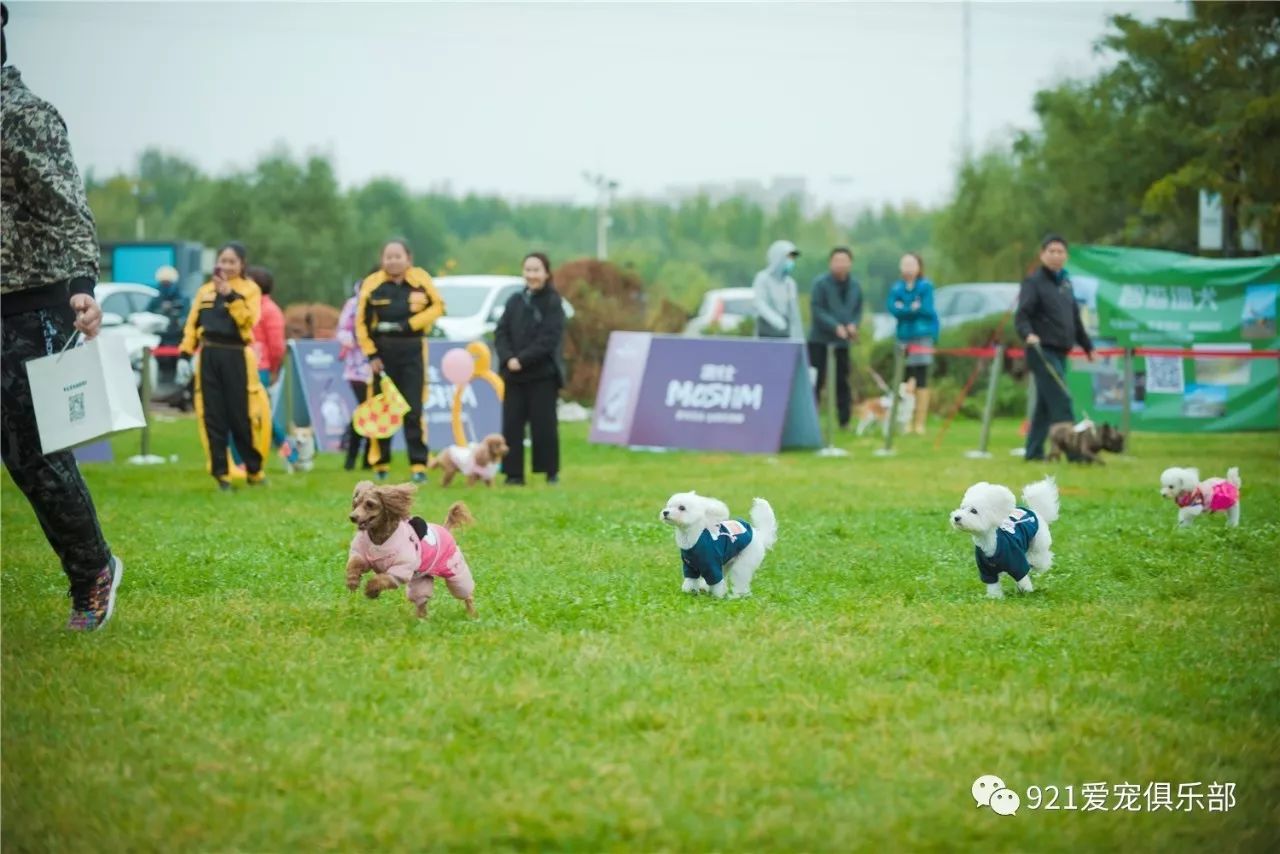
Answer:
[1047,419,1125,464]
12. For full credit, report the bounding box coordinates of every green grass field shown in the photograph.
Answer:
[2,416,1278,852]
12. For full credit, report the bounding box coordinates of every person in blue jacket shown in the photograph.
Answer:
[886,252,939,434]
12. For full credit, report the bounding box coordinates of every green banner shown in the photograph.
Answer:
[1062,246,1279,432]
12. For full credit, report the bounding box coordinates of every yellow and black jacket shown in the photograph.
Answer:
[179,277,262,354]
[355,266,445,360]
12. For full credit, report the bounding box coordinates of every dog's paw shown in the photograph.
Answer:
[364,577,394,599]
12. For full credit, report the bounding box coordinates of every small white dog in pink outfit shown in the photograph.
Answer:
[346,481,477,618]
[1160,466,1242,528]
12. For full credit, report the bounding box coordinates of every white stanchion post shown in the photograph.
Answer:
[817,344,850,458]
[874,344,906,457]
[128,347,166,465]
[1121,347,1134,451]
[966,345,1003,459]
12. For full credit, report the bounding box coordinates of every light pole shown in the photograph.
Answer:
[961,0,972,162]
[133,182,146,240]
[583,172,618,260]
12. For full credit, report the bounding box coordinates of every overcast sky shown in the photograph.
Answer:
[7,0,1185,208]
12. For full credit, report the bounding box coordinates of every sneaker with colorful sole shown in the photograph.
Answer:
[67,555,123,632]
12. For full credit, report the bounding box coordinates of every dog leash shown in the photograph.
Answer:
[1030,341,1074,396]
[867,367,892,395]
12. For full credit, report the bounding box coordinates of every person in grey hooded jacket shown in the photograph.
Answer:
[752,239,804,339]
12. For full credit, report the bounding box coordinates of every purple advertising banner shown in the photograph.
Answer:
[423,348,502,449]
[589,332,654,445]
[590,334,820,453]
[288,339,501,453]
[288,340,351,452]
[73,440,114,463]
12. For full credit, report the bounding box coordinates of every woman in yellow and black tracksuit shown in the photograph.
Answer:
[178,242,272,490]
[355,239,445,483]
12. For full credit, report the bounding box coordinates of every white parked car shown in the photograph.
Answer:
[434,275,574,341]
[870,312,897,342]
[875,283,1020,341]
[95,282,161,389]
[683,287,756,336]
[934,282,1020,329]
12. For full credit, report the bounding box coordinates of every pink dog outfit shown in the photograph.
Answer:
[1177,481,1239,513]
[441,443,501,483]
[348,518,475,605]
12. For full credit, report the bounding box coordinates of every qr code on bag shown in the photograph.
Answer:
[68,392,86,423]
[1146,357,1185,394]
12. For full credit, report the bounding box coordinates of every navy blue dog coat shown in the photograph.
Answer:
[974,507,1040,584]
[681,519,754,586]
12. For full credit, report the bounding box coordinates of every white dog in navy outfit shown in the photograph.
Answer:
[660,491,777,598]
[950,476,1059,598]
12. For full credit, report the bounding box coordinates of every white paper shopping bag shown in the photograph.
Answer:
[26,335,147,454]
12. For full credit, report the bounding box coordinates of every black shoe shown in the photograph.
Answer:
[546,475,559,485]
[505,477,526,487]
[217,479,232,492]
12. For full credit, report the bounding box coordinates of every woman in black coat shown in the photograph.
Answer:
[494,252,566,485]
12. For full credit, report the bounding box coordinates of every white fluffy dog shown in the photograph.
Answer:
[1160,466,1241,528]
[950,476,1060,599]
[660,491,777,599]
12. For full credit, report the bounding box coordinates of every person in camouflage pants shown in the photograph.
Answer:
[1,3,123,632]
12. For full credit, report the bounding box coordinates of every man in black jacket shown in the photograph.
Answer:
[807,247,863,428]
[1014,235,1095,461]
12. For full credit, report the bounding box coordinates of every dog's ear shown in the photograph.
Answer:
[981,485,1016,527]
[1186,468,1200,483]
[702,497,731,528]
[353,480,375,501]
[473,444,491,466]
[378,484,416,519]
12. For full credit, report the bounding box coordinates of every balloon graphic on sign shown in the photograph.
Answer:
[467,340,504,400]
[447,342,505,446]
[441,348,476,386]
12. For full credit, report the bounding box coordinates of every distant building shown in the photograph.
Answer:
[660,175,811,214]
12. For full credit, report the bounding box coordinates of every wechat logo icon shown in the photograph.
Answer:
[973,774,1020,817]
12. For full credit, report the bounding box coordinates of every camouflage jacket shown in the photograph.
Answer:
[1,66,99,305]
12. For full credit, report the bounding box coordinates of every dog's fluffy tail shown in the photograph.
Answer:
[749,497,777,552]
[1227,467,1241,488]
[1022,476,1060,525]
[444,501,473,531]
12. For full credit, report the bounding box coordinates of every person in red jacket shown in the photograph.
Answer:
[248,266,286,382]
[245,266,296,466]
